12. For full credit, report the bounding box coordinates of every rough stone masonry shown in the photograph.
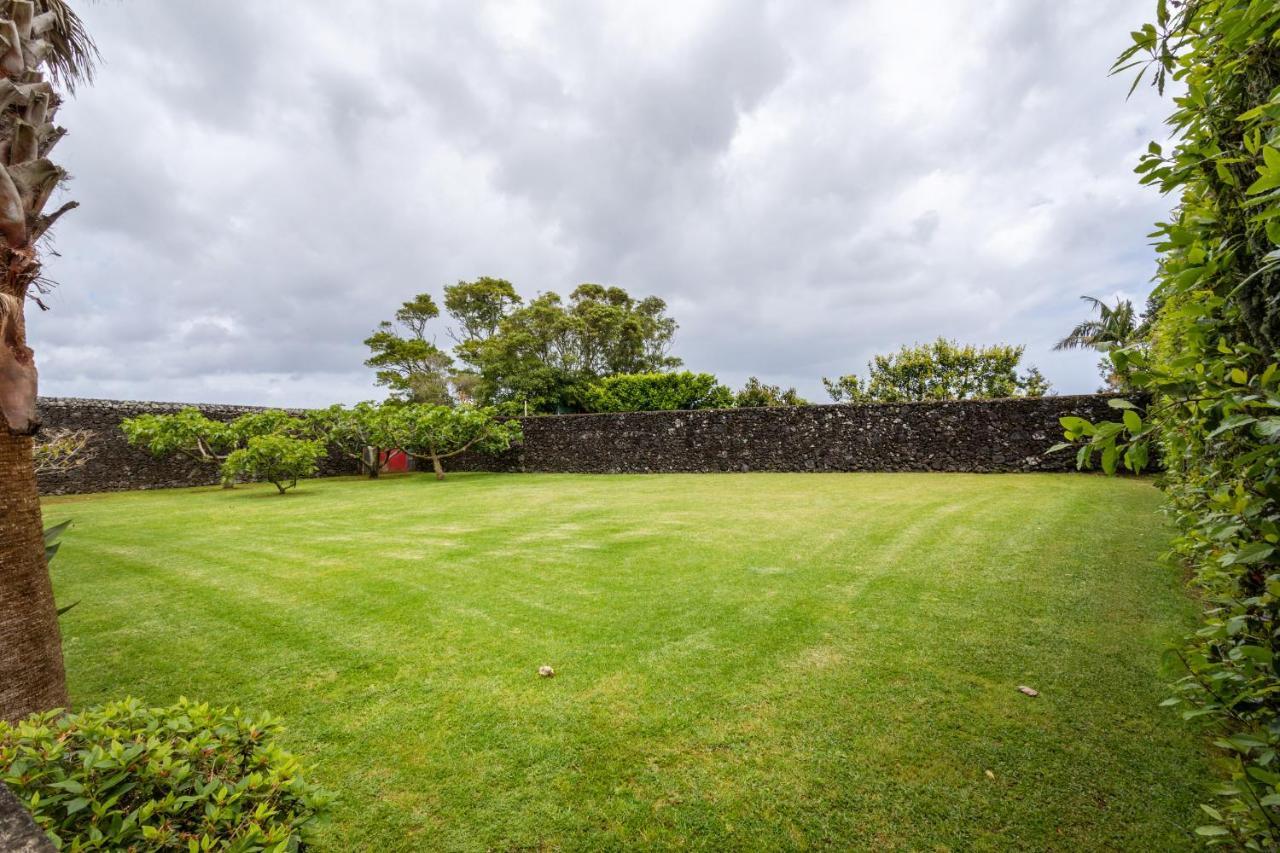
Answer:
[34,397,353,496]
[27,393,1124,495]
[449,393,1124,475]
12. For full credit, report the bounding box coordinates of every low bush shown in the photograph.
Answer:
[0,697,327,851]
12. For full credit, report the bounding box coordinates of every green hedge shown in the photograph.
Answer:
[1064,0,1280,845]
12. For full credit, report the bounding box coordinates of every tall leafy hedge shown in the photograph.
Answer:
[1065,0,1280,845]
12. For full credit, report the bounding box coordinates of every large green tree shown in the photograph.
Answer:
[824,339,1050,403]
[0,0,96,723]
[443,277,522,403]
[380,281,683,413]
[473,284,680,412]
[364,293,455,405]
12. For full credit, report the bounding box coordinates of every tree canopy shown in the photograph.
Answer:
[384,404,522,479]
[733,377,806,408]
[364,294,455,405]
[1054,296,1146,390]
[584,372,733,412]
[824,339,1050,403]
[222,434,325,495]
[369,280,682,413]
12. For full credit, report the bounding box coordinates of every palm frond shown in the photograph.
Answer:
[37,0,99,93]
[1054,320,1104,351]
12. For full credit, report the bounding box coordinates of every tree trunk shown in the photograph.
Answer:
[431,454,444,480]
[0,429,67,722]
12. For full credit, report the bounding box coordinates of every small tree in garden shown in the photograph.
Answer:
[386,404,521,480]
[122,408,308,486]
[823,339,1050,403]
[584,371,734,412]
[121,408,237,470]
[31,426,93,475]
[308,401,395,477]
[222,434,325,495]
[228,408,307,443]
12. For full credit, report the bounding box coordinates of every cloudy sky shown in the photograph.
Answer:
[32,0,1171,406]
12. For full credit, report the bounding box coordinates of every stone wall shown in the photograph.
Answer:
[34,393,1120,495]
[0,783,54,852]
[35,397,354,496]
[451,393,1122,474]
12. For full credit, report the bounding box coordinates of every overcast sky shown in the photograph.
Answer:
[32,0,1171,407]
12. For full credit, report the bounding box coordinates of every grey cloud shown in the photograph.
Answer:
[33,0,1170,406]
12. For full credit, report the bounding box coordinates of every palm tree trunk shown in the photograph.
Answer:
[0,429,67,722]
[0,0,95,724]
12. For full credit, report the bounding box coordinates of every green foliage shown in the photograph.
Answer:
[0,697,327,851]
[121,408,236,465]
[369,282,681,412]
[1054,296,1146,390]
[306,402,396,477]
[1057,1,1280,845]
[465,285,682,412]
[384,404,522,479]
[122,409,308,488]
[583,371,733,412]
[222,435,325,495]
[823,338,1050,403]
[733,377,806,408]
[364,293,455,404]
[444,278,522,359]
[303,399,396,473]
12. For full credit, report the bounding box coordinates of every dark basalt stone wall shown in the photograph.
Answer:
[35,393,1122,495]
[0,783,55,852]
[450,393,1124,474]
[35,397,354,496]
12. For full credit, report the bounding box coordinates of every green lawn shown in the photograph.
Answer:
[43,472,1209,850]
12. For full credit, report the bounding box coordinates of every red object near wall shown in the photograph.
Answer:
[380,449,410,473]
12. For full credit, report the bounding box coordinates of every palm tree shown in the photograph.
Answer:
[0,0,96,723]
[1054,295,1141,352]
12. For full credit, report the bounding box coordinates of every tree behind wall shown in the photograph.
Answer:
[1053,295,1144,390]
[454,283,682,413]
[0,0,96,722]
[364,293,455,405]
[823,339,1051,403]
